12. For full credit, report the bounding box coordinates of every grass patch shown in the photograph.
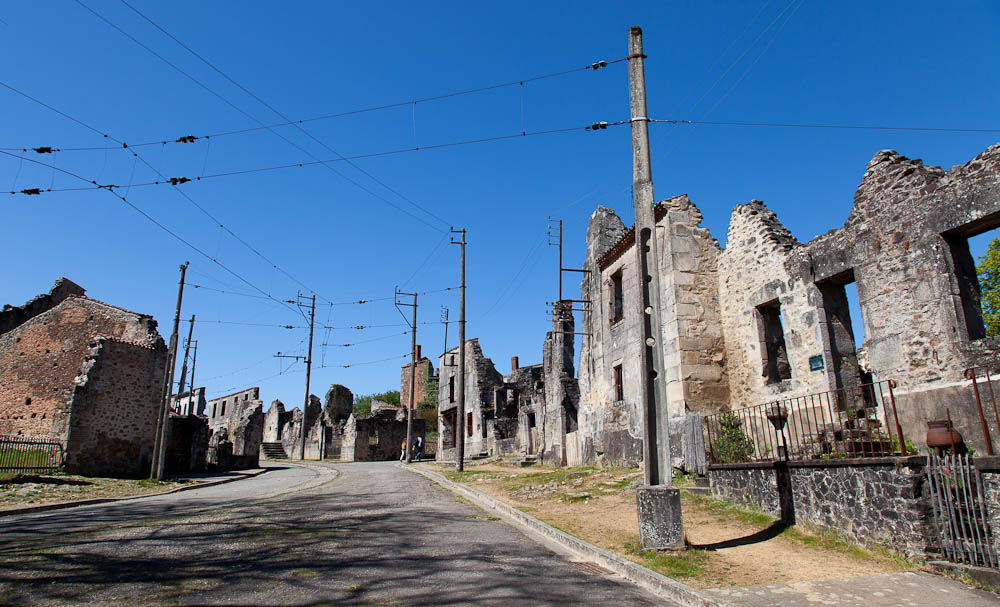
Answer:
[292,569,317,578]
[625,541,708,579]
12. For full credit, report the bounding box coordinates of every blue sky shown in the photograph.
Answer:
[3,1,999,408]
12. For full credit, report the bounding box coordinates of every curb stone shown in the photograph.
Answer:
[404,464,731,607]
[0,468,268,518]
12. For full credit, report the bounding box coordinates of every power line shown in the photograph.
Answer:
[648,119,1000,135]
[4,56,627,155]
[319,354,409,369]
[8,124,602,195]
[76,0,449,235]
[120,0,454,230]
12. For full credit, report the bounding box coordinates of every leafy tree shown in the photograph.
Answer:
[353,390,400,418]
[711,412,755,463]
[977,236,1000,337]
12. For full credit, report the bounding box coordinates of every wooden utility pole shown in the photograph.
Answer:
[451,228,467,471]
[298,294,316,460]
[152,262,188,480]
[628,25,683,549]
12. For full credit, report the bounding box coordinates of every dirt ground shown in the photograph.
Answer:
[420,460,913,589]
[0,473,188,511]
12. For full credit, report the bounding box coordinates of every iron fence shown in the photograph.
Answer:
[705,380,906,464]
[927,454,998,569]
[0,435,64,472]
[963,366,1000,456]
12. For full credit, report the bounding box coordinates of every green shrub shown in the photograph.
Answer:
[710,412,755,463]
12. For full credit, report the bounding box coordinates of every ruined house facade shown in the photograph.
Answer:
[400,346,435,410]
[0,278,167,476]
[435,308,581,465]
[172,386,206,416]
[204,386,263,469]
[578,143,1000,460]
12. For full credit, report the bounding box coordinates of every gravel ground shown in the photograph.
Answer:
[1,474,189,510]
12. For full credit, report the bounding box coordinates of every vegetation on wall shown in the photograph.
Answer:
[353,390,400,419]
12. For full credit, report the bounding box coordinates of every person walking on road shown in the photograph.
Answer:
[399,439,406,462]
[414,435,424,462]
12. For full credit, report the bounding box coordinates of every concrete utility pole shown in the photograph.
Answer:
[152,262,189,480]
[627,25,683,549]
[394,289,419,463]
[451,228,467,471]
[187,339,199,415]
[176,315,195,408]
[298,294,316,461]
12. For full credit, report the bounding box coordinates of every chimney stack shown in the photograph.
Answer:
[416,344,422,360]
[511,356,519,372]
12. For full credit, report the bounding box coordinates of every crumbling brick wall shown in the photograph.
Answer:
[0,288,164,454]
[66,337,166,477]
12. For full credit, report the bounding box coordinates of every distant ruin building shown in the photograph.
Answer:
[0,278,167,476]
[436,312,581,465]
[341,402,426,462]
[172,386,206,416]
[205,387,263,469]
[400,345,436,410]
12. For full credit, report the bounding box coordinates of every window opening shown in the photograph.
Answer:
[448,375,455,403]
[612,364,624,402]
[818,272,863,394]
[610,268,624,324]
[564,399,578,434]
[466,412,473,437]
[757,300,791,384]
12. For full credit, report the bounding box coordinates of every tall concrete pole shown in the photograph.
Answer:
[187,339,199,415]
[299,294,316,460]
[153,262,188,480]
[452,228,467,471]
[176,314,195,411]
[405,293,418,463]
[628,25,683,549]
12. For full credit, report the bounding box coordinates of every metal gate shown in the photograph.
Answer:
[0,435,64,472]
[926,454,998,568]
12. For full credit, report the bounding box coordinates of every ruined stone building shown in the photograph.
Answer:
[262,384,354,460]
[577,143,1000,460]
[435,308,581,465]
[0,278,167,476]
[172,386,206,416]
[341,403,426,462]
[400,345,436,409]
[205,387,263,469]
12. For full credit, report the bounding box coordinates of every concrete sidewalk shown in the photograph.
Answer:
[705,571,998,607]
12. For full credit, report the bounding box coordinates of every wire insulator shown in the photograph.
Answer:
[32,147,55,154]
[591,60,608,70]
[21,188,42,195]
[176,135,198,143]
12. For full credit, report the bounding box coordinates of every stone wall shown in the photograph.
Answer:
[263,399,288,444]
[710,457,936,557]
[164,413,209,475]
[0,277,85,335]
[172,387,206,417]
[341,409,426,461]
[66,337,166,477]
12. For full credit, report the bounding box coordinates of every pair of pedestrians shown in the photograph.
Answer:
[399,435,424,461]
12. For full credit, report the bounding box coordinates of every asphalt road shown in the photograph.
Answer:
[0,462,667,606]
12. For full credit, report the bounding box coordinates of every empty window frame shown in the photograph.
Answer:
[448,375,455,403]
[610,268,624,324]
[946,230,989,340]
[466,412,473,437]
[756,300,792,384]
[612,363,624,402]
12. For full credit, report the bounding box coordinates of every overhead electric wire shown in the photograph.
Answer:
[646,119,1000,134]
[76,0,448,236]
[329,331,410,347]
[10,124,598,196]
[319,354,409,369]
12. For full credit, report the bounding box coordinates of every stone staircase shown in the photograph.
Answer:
[261,442,288,460]
[507,455,538,467]
[680,475,711,496]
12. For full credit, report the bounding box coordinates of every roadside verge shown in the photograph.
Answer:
[0,467,268,518]
[405,464,731,607]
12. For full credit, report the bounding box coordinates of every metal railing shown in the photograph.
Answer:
[964,366,1000,456]
[705,380,906,464]
[0,435,64,472]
